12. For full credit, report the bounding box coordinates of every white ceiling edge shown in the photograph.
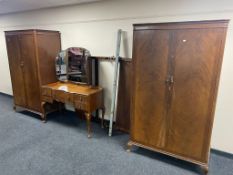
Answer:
[0,0,105,15]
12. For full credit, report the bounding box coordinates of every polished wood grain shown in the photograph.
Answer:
[166,28,227,163]
[128,20,229,173]
[41,82,105,138]
[19,33,41,111]
[115,59,132,132]
[134,20,229,30]
[36,32,61,85]
[5,29,61,115]
[131,29,170,149]
[42,82,103,95]
[5,35,27,108]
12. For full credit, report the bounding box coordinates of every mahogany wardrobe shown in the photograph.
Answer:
[128,20,229,174]
[5,30,61,116]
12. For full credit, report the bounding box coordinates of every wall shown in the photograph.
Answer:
[0,0,233,154]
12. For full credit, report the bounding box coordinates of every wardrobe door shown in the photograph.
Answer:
[36,32,61,85]
[166,28,226,162]
[6,35,27,107]
[131,30,170,148]
[19,34,41,112]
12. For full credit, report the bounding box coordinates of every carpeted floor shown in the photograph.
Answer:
[0,94,232,175]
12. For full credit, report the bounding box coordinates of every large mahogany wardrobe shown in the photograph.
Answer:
[128,20,229,173]
[5,30,61,116]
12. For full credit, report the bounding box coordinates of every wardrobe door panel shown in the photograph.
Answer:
[6,35,27,107]
[37,33,61,85]
[19,34,41,112]
[116,60,132,132]
[131,30,170,148]
[167,28,224,162]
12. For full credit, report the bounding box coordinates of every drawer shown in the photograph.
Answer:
[42,95,53,103]
[75,101,87,111]
[42,87,52,97]
[74,94,87,103]
[53,90,72,103]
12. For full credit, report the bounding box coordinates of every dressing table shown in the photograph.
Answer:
[41,81,105,138]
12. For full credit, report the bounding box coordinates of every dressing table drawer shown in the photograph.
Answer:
[75,102,87,111]
[75,94,87,103]
[53,90,70,103]
[42,95,53,103]
[42,87,52,97]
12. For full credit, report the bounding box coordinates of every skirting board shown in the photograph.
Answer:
[0,92,12,97]
[211,149,233,160]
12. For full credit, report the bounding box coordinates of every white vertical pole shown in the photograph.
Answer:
[109,29,122,136]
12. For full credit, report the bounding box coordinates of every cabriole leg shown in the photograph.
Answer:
[85,112,92,138]
[127,141,133,152]
[201,165,209,175]
[41,102,47,123]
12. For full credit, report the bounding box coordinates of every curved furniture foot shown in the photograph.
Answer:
[85,112,92,138]
[42,117,47,123]
[13,105,17,111]
[201,165,209,175]
[41,102,47,123]
[127,141,133,153]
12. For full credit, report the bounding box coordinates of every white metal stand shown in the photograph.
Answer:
[108,29,122,136]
